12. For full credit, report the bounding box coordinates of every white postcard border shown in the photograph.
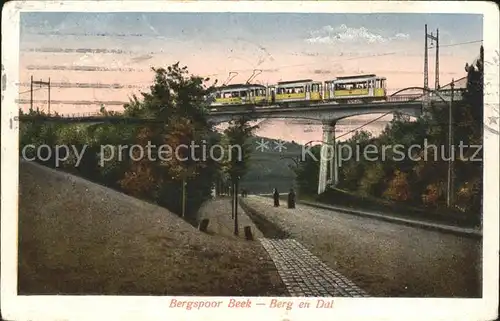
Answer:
[2,2,498,321]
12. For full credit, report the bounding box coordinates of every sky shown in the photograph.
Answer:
[18,12,483,143]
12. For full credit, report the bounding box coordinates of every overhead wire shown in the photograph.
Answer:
[335,112,393,141]
[325,40,483,139]
[206,39,483,76]
[256,39,480,135]
[18,87,44,95]
[22,38,480,128]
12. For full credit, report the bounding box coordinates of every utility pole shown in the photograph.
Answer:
[424,25,440,93]
[447,79,455,208]
[30,75,33,110]
[435,28,440,90]
[31,76,51,114]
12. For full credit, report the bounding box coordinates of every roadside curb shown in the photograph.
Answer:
[239,197,292,239]
[297,200,482,239]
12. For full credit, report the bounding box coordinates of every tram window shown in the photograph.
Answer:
[381,79,386,88]
[216,93,221,98]
[240,91,247,97]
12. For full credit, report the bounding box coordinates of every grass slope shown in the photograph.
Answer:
[18,161,287,296]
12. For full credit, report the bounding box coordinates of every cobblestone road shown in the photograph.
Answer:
[245,196,481,297]
[260,238,368,297]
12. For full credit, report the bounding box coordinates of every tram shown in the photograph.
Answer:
[208,74,388,108]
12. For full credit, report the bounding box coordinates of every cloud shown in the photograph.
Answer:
[22,13,163,38]
[305,25,410,44]
[392,33,410,40]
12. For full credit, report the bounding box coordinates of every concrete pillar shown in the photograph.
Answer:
[317,121,336,194]
[331,123,339,187]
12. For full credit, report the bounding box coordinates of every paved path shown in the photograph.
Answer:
[259,238,368,297]
[197,197,264,239]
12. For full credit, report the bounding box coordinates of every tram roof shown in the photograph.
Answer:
[277,79,318,85]
[328,74,386,83]
[216,83,266,91]
[335,74,378,80]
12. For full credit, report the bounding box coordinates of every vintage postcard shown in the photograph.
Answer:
[1,1,499,320]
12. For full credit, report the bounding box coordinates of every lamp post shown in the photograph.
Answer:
[181,177,187,218]
[234,175,240,236]
[447,80,455,207]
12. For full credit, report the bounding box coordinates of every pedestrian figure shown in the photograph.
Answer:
[273,188,280,207]
[287,188,296,209]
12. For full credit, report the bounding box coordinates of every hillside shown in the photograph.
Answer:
[241,136,305,194]
[17,160,285,295]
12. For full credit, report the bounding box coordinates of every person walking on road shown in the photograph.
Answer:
[273,188,280,207]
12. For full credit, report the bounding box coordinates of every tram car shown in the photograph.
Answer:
[325,74,387,102]
[210,83,268,107]
[270,79,323,105]
[207,74,387,109]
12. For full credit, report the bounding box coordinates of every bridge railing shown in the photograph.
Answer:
[387,94,423,102]
[429,89,464,102]
[58,112,108,118]
[30,89,465,119]
[389,90,464,103]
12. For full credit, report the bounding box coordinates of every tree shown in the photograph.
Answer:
[222,116,259,235]
[383,169,411,202]
[358,163,385,197]
[105,64,219,221]
[119,126,163,199]
[163,116,208,218]
[294,145,321,195]
[130,64,217,222]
